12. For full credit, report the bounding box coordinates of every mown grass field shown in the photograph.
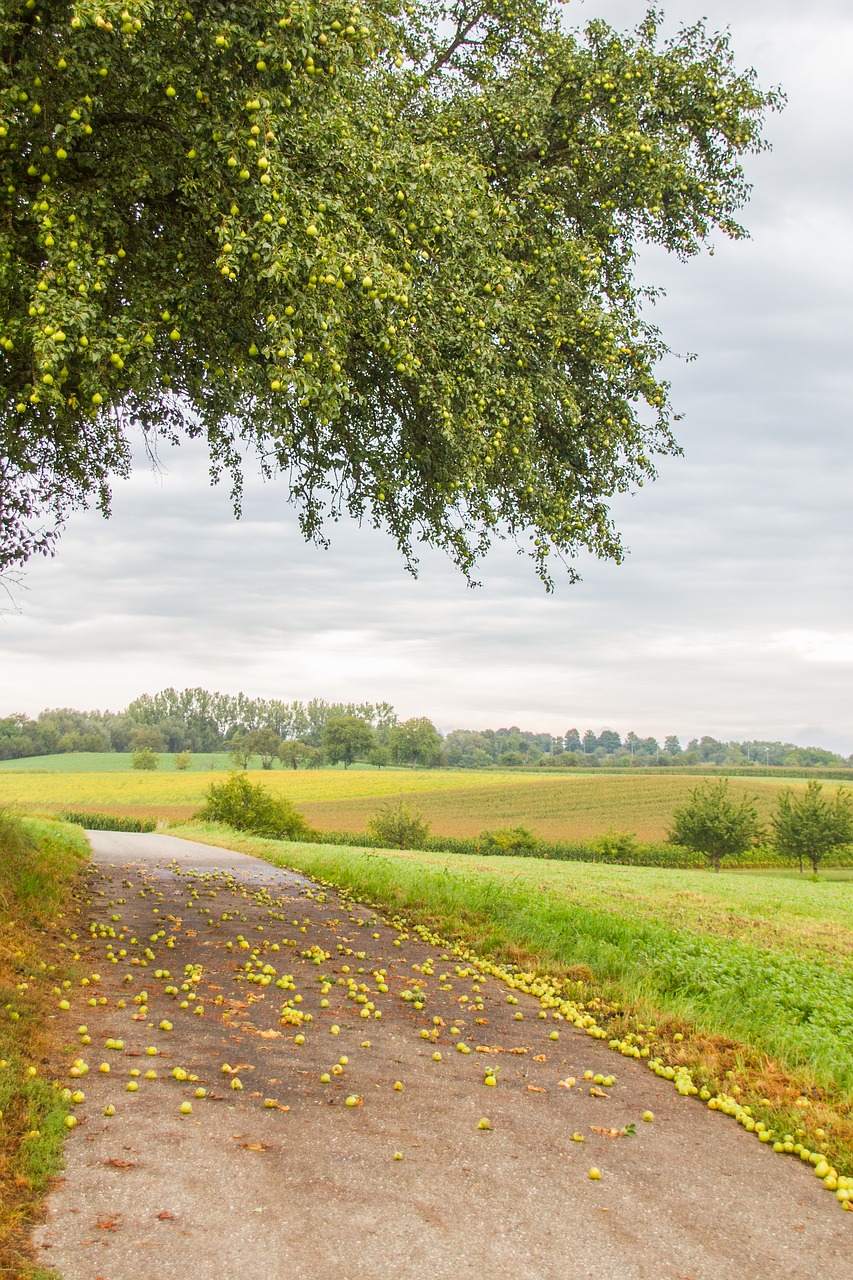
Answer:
[173,822,853,1176]
[0,762,834,841]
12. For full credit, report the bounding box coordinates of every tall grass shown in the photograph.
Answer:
[0,812,89,923]
[0,811,90,1276]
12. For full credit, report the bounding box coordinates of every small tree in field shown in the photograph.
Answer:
[668,779,762,872]
[226,734,252,771]
[368,802,431,850]
[771,781,853,874]
[278,740,323,771]
[323,715,374,769]
[131,748,158,771]
[173,751,192,771]
[245,728,282,770]
[389,718,442,768]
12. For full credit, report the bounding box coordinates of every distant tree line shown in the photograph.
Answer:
[0,690,397,760]
[444,727,850,770]
[0,689,849,771]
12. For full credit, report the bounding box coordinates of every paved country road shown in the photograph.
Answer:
[33,832,848,1280]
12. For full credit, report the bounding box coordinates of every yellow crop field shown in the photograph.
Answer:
[0,767,821,841]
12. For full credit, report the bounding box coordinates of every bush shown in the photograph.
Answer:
[590,829,638,861]
[479,825,539,856]
[367,801,431,849]
[131,747,159,771]
[196,773,314,840]
[173,751,192,771]
[61,810,157,833]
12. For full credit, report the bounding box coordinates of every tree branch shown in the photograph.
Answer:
[423,6,487,81]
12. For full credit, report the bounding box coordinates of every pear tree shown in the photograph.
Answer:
[771,781,853,875]
[668,778,763,872]
[0,0,782,581]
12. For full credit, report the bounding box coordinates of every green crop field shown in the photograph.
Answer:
[0,759,838,841]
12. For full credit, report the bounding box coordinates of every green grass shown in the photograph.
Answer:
[733,867,853,884]
[170,821,853,1172]
[0,812,90,1276]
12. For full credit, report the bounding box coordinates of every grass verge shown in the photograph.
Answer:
[170,821,853,1195]
[0,811,90,1278]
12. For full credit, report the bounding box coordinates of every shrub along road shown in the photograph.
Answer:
[35,832,847,1280]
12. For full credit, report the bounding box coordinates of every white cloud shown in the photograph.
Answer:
[767,631,853,665]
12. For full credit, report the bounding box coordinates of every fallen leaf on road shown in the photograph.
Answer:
[156,1210,175,1220]
[589,1087,609,1098]
[527,1085,547,1093]
[103,1159,135,1169]
[95,1216,121,1231]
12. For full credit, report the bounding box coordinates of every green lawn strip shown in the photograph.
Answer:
[0,813,90,1277]
[449,856,853,967]
[170,822,853,1183]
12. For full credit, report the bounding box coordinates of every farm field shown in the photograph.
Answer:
[0,762,840,841]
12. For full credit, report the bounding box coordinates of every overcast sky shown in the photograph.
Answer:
[2,0,852,752]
